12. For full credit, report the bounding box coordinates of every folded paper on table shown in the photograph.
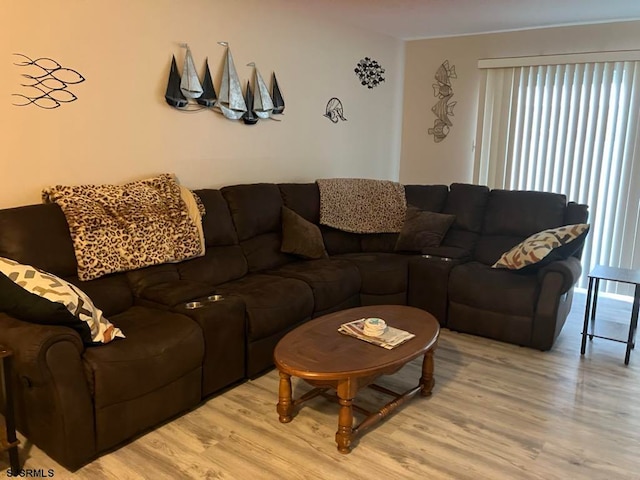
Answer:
[338,318,415,349]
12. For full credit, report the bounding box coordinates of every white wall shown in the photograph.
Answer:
[400,20,640,186]
[0,0,403,208]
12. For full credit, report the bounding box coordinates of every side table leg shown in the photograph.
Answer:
[2,353,20,475]
[625,284,640,365]
[276,371,293,423]
[581,277,595,355]
[420,347,436,396]
[335,380,355,454]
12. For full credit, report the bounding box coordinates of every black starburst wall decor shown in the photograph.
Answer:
[12,54,85,109]
[354,57,385,89]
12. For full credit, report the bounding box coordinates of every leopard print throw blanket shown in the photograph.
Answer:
[43,174,205,281]
[317,178,406,234]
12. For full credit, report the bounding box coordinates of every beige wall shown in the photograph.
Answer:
[400,20,640,186]
[0,0,403,208]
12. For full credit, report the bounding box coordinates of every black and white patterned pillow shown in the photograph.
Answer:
[0,256,124,344]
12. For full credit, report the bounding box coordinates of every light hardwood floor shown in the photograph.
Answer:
[2,292,639,479]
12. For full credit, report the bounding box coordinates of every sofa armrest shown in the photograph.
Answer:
[531,257,583,350]
[0,313,96,470]
[536,256,582,295]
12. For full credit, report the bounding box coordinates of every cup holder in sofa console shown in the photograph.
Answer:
[185,295,225,309]
[421,254,453,262]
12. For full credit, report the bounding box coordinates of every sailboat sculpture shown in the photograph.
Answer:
[165,55,188,108]
[197,58,217,107]
[247,63,274,119]
[271,73,285,115]
[242,81,259,125]
[215,42,247,120]
[180,44,203,99]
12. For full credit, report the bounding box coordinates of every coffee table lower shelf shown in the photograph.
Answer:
[277,371,434,454]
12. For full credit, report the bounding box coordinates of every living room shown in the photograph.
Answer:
[2,1,640,478]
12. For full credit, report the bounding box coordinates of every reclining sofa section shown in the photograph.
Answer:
[0,181,588,470]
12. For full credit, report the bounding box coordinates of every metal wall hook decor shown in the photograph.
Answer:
[165,42,285,125]
[12,53,85,109]
[428,60,457,143]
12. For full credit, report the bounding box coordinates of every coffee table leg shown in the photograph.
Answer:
[277,371,293,423]
[420,347,436,396]
[335,380,355,454]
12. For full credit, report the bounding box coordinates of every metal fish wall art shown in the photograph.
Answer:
[12,53,85,109]
[428,60,457,143]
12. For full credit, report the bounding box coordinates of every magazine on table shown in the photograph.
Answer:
[338,318,415,349]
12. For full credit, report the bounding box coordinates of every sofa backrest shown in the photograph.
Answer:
[475,189,568,265]
[0,203,133,316]
[278,182,362,255]
[222,183,293,272]
[440,183,490,254]
[126,189,248,294]
[177,189,248,284]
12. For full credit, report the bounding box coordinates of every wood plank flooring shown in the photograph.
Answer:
[2,291,639,479]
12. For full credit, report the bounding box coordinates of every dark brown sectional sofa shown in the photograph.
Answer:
[0,181,588,470]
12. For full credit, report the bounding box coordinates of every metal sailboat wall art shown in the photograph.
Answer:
[164,41,284,124]
[197,58,217,107]
[165,55,188,108]
[247,62,274,119]
[180,44,203,99]
[242,81,259,125]
[215,42,247,120]
[271,73,285,114]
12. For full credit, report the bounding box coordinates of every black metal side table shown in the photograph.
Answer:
[581,265,640,365]
[0,345,20,475]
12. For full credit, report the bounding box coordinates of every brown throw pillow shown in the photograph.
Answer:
[281,207,328,259]
[394,206,456,252]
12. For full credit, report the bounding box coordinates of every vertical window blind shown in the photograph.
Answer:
[475,53,640,295]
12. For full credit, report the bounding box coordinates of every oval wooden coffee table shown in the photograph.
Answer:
[274,305,439,454]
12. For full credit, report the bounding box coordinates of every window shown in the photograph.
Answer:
[475,53,640,294]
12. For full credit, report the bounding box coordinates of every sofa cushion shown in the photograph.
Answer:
[482,189,567,236]
[449,261,537,317]
[0,270,90,340]
[438,183,490,255]
[0,256,124,344]
[279,183,320,223]
[339,252,410,296]
[493,224,590,270]
[475,189,570,265]
[321,226,362,255]
[360,233,399,253]
[280,207,328,260]
[268,258,360,313]
[82,306,203,408]
[0,203,77,277]
[177,246,248,286]
[215,274,314,340]
[395,207,455,252]
[222,184,292,272]
[404,184,449,212]
[444,183,490,233]
[193,189,239,246]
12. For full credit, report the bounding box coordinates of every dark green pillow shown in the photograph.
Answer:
[394,206,456,252]
[0,271,92,344]
[281,206,328,259]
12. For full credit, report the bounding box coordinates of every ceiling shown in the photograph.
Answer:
[284,0,640,40]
